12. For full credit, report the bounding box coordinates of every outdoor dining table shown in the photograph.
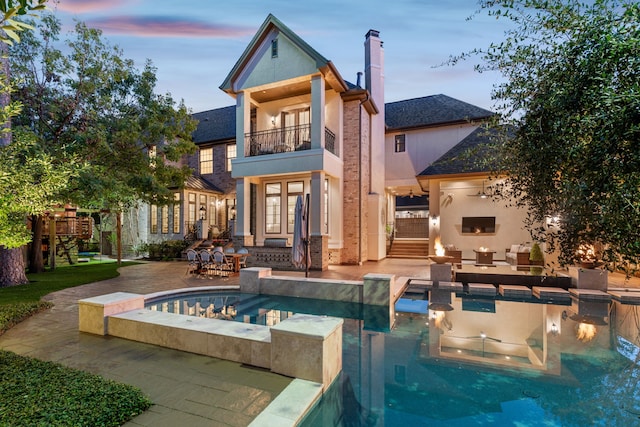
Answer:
[225,252,249,273]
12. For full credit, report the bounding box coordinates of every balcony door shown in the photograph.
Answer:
[282,108,310,149]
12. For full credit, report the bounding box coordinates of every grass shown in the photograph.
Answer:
[0,259,151,426]
[0,259,138,304]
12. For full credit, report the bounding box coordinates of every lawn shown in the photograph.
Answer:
[0,260,152,426]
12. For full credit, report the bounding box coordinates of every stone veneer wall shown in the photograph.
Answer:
[340,98,370,264]
[310,235,328,271]
[234,237,328,271]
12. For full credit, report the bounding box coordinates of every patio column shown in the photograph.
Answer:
[310,75,325,150]
[310,171,328,270]
[310,171,325,236]
[428,179,440,256]
[234,177,253,247]
[236,91,250,159]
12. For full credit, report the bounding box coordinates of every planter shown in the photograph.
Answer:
[581,261,596,269]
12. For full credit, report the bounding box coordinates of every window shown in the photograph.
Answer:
[394,134,406,152]
[199,195,207,221]
[150,205,158,233]
[188,193,196,224]
[161,206,169,234]
[209,200,217,227]
[271,38,278,58]
[226,144,236,172]
[200,147,213,174]
[265,183,281,234]
[172,193,181,234]
[287,181,304,234]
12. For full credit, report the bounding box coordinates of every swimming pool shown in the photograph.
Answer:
[145,289,640,426]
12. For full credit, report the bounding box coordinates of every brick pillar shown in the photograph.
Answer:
[310,235,328,271]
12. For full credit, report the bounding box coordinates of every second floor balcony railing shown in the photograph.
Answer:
[245,124,337,157]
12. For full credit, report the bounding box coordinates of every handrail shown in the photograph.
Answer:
[244,124,337,156]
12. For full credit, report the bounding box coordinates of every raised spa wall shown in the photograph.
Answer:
[78,268,403,393]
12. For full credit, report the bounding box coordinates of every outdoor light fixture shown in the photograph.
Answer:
[271,116,276,126]
[199,206,206,220]
[431,215,439,227]
[230,206,236,220]
[551,322,559,336]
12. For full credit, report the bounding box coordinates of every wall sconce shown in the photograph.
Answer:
[271,116,276,126]
[230,206,236,220]
[199,206,206,220]
[431,215,439,227]
[550,322,559,336]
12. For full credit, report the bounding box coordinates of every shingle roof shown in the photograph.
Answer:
[184,176,223,193]
[418,127,504,177]
[191,106,235,144]
[385,94,494,131]
[191,94,495,146]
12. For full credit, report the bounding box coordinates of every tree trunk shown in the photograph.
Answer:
[28,215,45,273]
[0,246,28,287]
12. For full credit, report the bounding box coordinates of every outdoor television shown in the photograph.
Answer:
[461,216,495,234]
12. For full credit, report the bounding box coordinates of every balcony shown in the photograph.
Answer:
[245,124,336,157]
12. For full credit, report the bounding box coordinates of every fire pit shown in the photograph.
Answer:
[429,255,453,264]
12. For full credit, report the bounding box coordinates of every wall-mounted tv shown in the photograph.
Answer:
[462,216,496,234]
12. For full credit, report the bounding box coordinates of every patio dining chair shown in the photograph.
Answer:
[237,247,249,269]
[213,250,234,278]
[198,249,215,279]
[185,249,200,276]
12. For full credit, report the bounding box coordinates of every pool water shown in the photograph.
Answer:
[145,290,640,426]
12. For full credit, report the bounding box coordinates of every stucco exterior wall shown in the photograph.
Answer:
[385,124,478,188]
[438,179,531,260]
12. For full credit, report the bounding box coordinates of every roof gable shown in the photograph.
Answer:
[418,126,504,177]
[220,14,347,95]
[385,94,494,131]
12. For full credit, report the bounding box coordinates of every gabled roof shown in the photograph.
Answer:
[184,176,223,193]
[220,14,348,95]
[192,106,235,144]
[418,126,504,177]
[385,94,494,131]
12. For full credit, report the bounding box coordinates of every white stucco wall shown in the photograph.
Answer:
[385,124,478,187]
[437,179,532,260]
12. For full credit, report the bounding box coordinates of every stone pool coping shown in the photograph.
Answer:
[79,268,401,426]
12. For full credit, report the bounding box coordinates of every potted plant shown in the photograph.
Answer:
[529,242,544,266]
[576,243,600,269]
[529,242,544,275]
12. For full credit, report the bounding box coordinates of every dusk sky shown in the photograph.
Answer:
[53,0,509,113]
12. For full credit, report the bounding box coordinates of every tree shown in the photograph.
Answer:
[0,0,48,286]
[458,0,640,270]
[9,15,196,270]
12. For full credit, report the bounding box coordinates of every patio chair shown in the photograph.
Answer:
[213,250,234,278]
[237,247,249,269]
[185,249,199,276]
[198,250,215,279]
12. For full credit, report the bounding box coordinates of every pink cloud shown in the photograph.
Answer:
[86,16,254,38]
[56,0,129,13]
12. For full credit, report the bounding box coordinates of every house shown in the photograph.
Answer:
[138,14,532,267]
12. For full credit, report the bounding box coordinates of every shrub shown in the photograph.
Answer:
[0,302,52,335]
[147,240,189,260]
[0,350,152,426]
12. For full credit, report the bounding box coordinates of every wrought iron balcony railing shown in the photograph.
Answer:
[244,124,336,157]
